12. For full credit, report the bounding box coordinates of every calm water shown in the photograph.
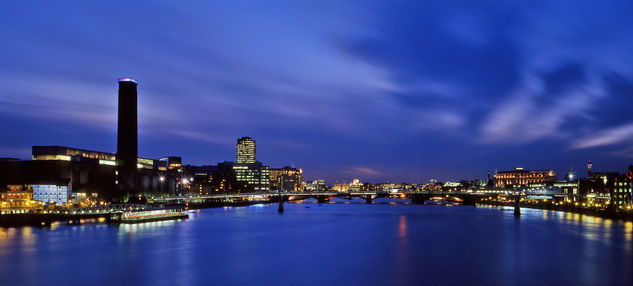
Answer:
[1,199,632,286]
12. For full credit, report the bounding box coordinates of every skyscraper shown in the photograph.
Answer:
[116,77,138,192]
[236,137,256,164]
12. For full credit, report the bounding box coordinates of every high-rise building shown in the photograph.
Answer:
[236,137,256,164]
[116,78,138,192]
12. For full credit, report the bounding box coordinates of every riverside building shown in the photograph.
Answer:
[494,168,557,188]
[270,166,304,192]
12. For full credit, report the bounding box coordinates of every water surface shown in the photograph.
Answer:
[1,199,631,285]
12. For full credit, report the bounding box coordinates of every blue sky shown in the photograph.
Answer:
[2,1,633,183]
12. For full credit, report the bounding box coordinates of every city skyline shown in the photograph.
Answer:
[3,1,633,183]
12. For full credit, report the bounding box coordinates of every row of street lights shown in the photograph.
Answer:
[157,176,193,184]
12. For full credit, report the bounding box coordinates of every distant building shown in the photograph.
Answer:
[193,164,240,194]
[232,162,270,192]
[522,181,578,197]
[270,167,304,192]
[333,181,350,192]
[191,136,272,193]
[443,181,462,192]
[612,166,633,208]
[349,179,362,192]
[378,183,404,193]
[587,160,593,178]
[494,168,556,188]
[305,180,327,192]
[194,161,270,193]
[157,156,183,172]
[236,137,256,164]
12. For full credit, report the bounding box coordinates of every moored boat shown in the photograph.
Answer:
[110,208,188,224]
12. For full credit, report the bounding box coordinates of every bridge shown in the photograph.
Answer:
[1,190,537,226]
[148,190,532,215]
[149,190,532,205]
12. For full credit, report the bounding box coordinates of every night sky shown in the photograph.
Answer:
[2,1,633,184]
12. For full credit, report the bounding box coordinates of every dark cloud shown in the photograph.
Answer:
[2,0,633,182]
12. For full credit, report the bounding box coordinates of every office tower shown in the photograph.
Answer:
[116,77,138,191]
[236,137,256,164]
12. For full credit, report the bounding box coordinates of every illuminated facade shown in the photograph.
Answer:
[612,166,633,208]
[305,180,328,192]
[32,181,72,205]
[2,186,33,207]
[236,137,256,164]
[232,162,270,192]
[33,146,162,170]
[612,179,631,207]
[333,181,350,192]
[349,179,362,192]
[522,181,578,196]
[494,168,556,188]
[193,162,270,193]
[33,146,116,165]
[270,167,304,192]
[378,183,404,193]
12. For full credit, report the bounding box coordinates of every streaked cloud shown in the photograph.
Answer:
[2,0,633,182]
[573,124,633,149]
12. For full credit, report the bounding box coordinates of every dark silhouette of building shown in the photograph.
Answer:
[116,78,138,192]
[0,79,192,204]
[192,163,247,194]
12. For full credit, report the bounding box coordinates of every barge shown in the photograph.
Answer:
[110,208,188,224]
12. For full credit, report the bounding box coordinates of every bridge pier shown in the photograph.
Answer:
[514,196,521,217]
[363,195,374,204]
[409,194,428,204]
[278,194,284,213]
[461,194,479,206]
[316,196,330,204]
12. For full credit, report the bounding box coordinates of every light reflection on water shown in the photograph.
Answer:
[0,202,631,285]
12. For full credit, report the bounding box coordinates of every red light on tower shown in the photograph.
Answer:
[587,160,593,177]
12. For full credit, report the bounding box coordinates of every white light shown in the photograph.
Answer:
[159,176,166,182]
[118,77,138,84]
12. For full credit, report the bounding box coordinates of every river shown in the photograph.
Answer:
[1,199,631,285]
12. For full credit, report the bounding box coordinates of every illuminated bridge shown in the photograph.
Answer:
[1,191,542,226]
[149,191,528,205]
